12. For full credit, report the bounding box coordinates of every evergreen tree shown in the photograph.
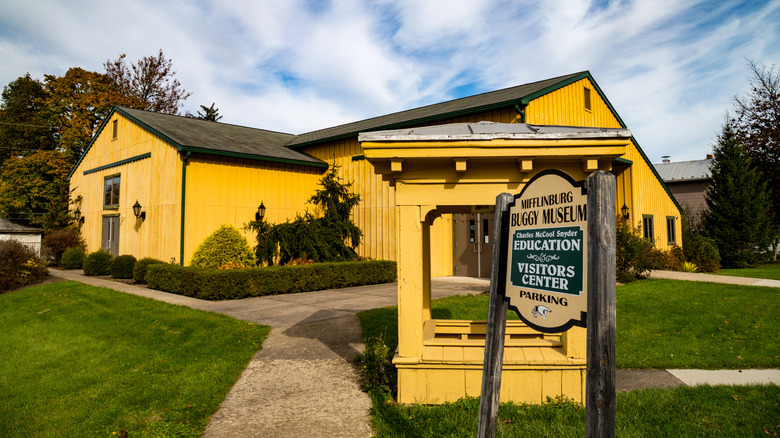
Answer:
[704,122,772,267]
[195,102,223,122]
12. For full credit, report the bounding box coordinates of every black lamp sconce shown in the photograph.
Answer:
[621,203,630,221]
[255,202,266,221]
[132,200,146,220]
[73,207,84,224]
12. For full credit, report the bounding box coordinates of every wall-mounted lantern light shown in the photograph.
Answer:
[255,202,266,221]
[621,203,630,221]
[74,207,84,224]
[133,200,146,220]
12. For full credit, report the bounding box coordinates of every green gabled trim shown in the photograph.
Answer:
[83,152,151,175]
[351,155,366,161]
[615,157,633,165]
[175,145,328,168]
[629,135,684,215]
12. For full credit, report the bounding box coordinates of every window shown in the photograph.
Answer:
[584,87,592,111]
[642,215,654,242]
[112,119,118,140]
[666,216,677,245]
[104,175,120,209]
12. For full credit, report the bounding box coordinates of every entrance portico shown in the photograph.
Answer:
[360,122,631,404]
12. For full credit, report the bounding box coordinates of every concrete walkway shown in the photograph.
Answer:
[48,269,779,437]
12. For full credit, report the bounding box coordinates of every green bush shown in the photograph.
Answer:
[60,247,85,269]
[83,250,112,276]
[42,228,86,266]
[133,257,166,284]
[146,260,397,300]
[684,234,721,273]
[110,254,137,279]
[0,239,48,293]
[358,335,396,396]
[616,220,655,282]
[190,224,256,269]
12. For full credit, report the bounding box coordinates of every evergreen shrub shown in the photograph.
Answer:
[110,254,137,279]
[616,220,655,282]
[42,228,85,266]
[60,247,85,269]
[0,239,48,293]
[190,224,256,269]
[146,260,397,300]
[83,250,112,276]
[133,257,166,284]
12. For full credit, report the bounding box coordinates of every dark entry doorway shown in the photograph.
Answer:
[453,212,494,278]
[102,215,120,257]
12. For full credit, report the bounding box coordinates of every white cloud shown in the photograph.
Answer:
[0,0,778,162]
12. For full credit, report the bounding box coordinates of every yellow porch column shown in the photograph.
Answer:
[396,204,434,360]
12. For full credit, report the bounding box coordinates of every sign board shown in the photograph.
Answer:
[505,169,588,333]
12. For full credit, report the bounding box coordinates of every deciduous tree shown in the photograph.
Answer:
[0,74,56,168]
[43,68,128,163]
[0,150,71,230]
[732,60,780,258]
[104,50,190,114]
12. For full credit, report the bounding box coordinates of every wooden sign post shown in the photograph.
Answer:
[478,170,616,438]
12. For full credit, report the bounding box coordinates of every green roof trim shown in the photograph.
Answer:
[614,157,633,165]
[630,135,684,215]
[83,152,151,175]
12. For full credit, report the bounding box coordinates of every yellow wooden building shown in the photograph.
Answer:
[68,70,681,405]
[69,70,681,270]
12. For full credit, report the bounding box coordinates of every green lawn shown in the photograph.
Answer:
[358,279,780,436]
[369,385,780,437]
[0,281,269,437]
[717,261,780,280]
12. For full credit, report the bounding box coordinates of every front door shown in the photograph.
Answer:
[453,213,494,278]
[102,215,120,257]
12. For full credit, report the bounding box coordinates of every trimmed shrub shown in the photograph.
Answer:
[133,257,166,284]
[146,260,397,300]
[110,254,137,279]
[0,239,48,293]
[60,247,86,269]
[190,224,256,269]
[83,250,112,276]
[42,228,86,266]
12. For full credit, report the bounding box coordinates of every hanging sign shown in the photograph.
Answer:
[505,169,588,333]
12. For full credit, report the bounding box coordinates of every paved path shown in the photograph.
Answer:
[650,269,780,288]
[49,269,779,437]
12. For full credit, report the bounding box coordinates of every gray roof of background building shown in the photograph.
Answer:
[359,121,632,142]
[290,71,590,147]
[0,218,43,234]
[653,159,712,182]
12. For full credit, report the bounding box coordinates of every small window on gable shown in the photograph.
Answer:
[584,87,592,111]
[104,174,120,209]
[666,216,677,245]
[642,215,654,242]
[112,119,118,140]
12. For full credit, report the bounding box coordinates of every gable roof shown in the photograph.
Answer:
[69,106,327,179]
[288,71,607,148]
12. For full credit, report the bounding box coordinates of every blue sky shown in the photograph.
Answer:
[1,0,778,162]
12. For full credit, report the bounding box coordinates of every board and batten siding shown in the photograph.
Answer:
[181,156,323,265]
[69,112,183,263]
